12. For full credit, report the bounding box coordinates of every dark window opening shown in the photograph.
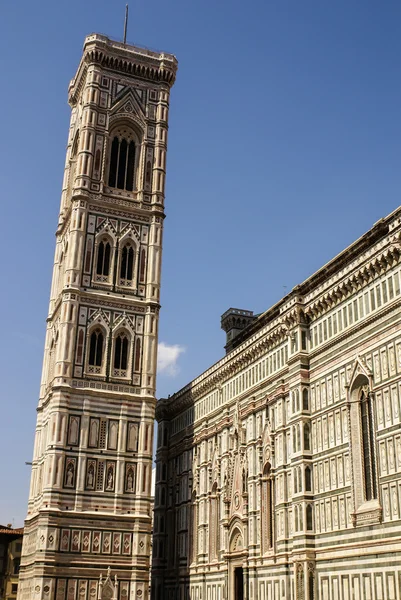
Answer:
[114,333,129,370]
[89,329,104,367]
[96,240,111,277]
[304,423,311,451]
[303,389,309,411]
[108,136,136,191]
[305,466,312,492]
[120,244,134,280]
[306,504,313,530]
[309,573,315,600]
[360,390,377,501]
[13,558,20,575]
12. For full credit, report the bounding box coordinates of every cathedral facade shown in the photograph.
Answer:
[18,35,177,600]
[153,207,401,600]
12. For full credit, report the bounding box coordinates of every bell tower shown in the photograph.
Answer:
[18,34,177,600]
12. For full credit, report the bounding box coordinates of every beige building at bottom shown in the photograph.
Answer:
[153,206,401,600]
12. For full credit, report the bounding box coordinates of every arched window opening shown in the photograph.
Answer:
[303,388,309,411]
[108,135,136,191]
[261,463,273,552]
[88,329,104,373]
[304,423,310,451]
[96,238,111,281]
[120,243,135,286]
[113,332,129,376]
[360,389,377,501]
[309,570,315,600]
[305,466,312,492]
[306,504,313,530]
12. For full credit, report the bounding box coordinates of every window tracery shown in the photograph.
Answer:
[108,127,137,192]
[88,328,104,374]
[113,331,130,377]
[119,242,135,287]
[95,237,112,282]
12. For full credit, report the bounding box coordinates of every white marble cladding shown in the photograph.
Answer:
[18,31,177,600]
[153,206,401,600]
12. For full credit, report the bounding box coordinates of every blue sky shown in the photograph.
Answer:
[0,0,400,526]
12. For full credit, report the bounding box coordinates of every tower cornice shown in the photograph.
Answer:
[69,34,178,106]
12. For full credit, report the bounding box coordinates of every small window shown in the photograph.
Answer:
[13,558,20,575]
[306,504,313,530]
[303,389,309,411]
[304,423,311,451]
[305,466,312,491]
[89,329,104,368]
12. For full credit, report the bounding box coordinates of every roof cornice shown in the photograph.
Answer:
[69,34,178,106]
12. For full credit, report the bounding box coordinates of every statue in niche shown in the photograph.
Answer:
[66,462,74,487]
[90,419,99,447]
[106,467,114,490]
[69,417,79,445]
[126,468,135,492]
[87,464,95,489]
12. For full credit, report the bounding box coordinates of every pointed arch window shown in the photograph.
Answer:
[305,466,312,492]
[261,463,274,552]
[88,329,104,373]
[96,238,111,282]
[349,376,380,526]
[360,389,377,501]
[120,242,135,286]
[306,504,313,531]
[113,331,129,377]
[304,423,311,451]
[108,136,136,191]
[303,388,309,411]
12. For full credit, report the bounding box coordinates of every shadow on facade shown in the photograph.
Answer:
[152,391,195,600]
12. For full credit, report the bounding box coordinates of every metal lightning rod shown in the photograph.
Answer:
[123,4,129,45]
